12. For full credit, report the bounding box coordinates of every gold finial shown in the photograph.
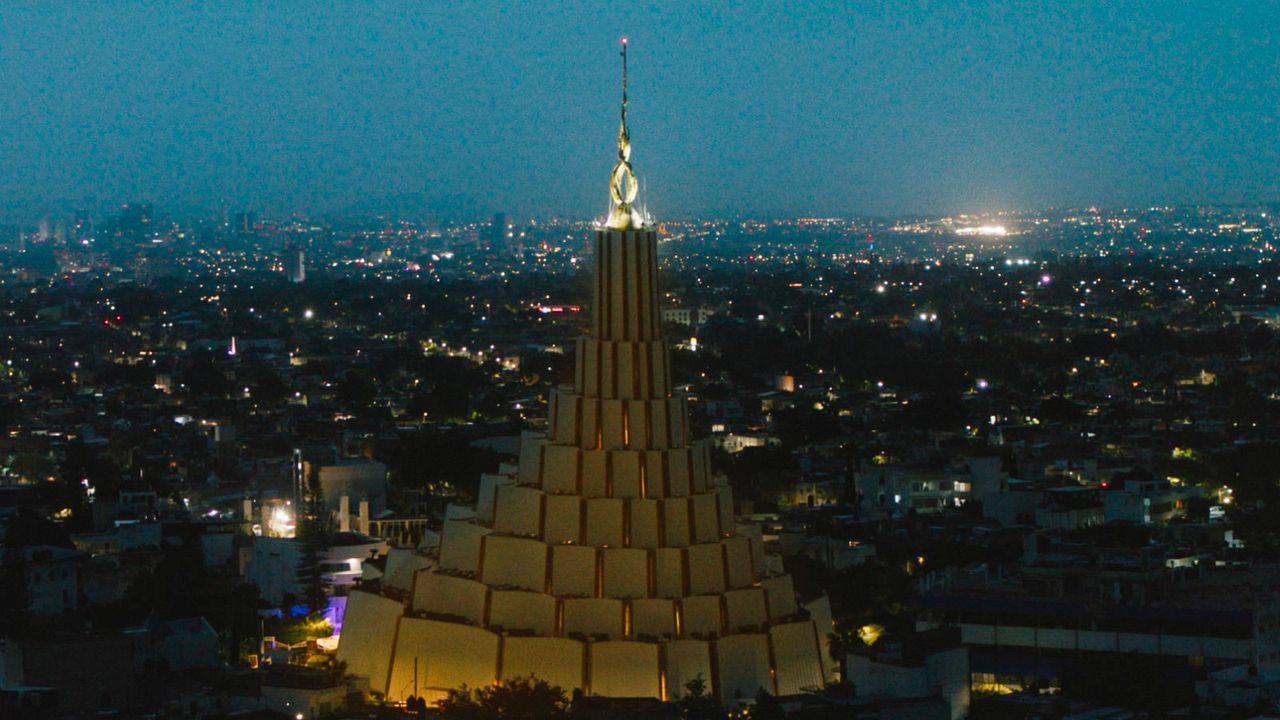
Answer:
[607,37,643,230]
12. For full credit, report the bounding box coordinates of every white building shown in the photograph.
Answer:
[9,546,83,615]
[1033,486,1105,531]
[316,459,388,517]
[246,533,388,606]
[856,466,965,515]
[717,431,781,454]
[1197,662,1280,709]
[1102,477,1200,525]
[662,307,712,326]
[846,633,970,720]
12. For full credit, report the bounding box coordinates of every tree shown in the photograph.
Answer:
[675,674,725,720]
[182,354,233,399]
[826,561,918,640]
[336,369,375,409]
[438,675,569,720]
[753,688,786,720]
[244,362,288,404]
[122,541,263,661]
[296,463,334,613]
[380,429,501,499]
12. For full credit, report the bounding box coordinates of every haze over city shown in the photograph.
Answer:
[6,3,1280,720]
[4,1,1279,221]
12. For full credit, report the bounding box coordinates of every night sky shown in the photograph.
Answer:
[2,1,1278,221]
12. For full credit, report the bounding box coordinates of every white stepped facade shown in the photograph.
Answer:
[338,226,831,704]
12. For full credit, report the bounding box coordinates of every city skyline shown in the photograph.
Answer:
[3,13,1280,713]
[3,2,1279,223]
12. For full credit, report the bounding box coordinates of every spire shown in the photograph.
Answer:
[606,37,644,230]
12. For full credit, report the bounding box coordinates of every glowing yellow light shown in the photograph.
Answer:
[857,624,884,647]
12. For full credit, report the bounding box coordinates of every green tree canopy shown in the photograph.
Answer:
[437,675,569,720]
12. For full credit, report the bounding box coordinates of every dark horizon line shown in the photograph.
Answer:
[4,199,1280,229]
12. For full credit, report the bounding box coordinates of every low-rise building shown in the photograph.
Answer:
[845,628,970,720]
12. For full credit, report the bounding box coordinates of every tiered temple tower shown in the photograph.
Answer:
[337,40,831,704]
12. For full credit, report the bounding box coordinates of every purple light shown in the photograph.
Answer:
[976,379,990,390]
[1039,274,1051,285]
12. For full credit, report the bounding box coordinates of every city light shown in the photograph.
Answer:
[956,225,1008,236]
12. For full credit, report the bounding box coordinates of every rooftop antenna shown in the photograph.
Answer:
[606,37,642,230]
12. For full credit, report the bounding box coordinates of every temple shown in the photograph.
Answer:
[336,39,833,705]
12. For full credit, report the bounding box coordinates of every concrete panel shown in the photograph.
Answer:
[667,448,690,497]
[996,625,1035,647]
[388,618,499,703]
[564,597,625,639]
[550,544,597,598]
[1118,632,1159,654]
[771,621,826,694]
[1038,628,1075,650]
[335,590,403,695]
[612,451,642,499]
[654,547,685,599]
[663,498,691,547]
[681,595,723,638]
[630,499,660,549]
[693,442,713,494]
[487,590,556,636]
[1077,630,1116,652]
[541,444,579,495]
[543,494,582,545]
[579,337,595,395]
[493,485,542,537]
[687,544,726,596]
[599,342,616,397]
[802,595,835,680]
[553,390,578,444]
[582,399,601,453]
[517,434,544,486]
[382,548,434,594]
[480,535,547,592]
[716,634,772,702]
[668,398,688,451]
[760,575,798,619]
[1203,637,1251,660]
[413,573,488,624]
[650,401,669,458]
[724,536,753,589]
[616,344,636,401]
[582,448,607,497]
[717,485,734,534]
[645,450,666,498]
[724,588,768,631]
[632,598,676,639]
[500,636,583,691]
[649,341,667,397]
[691,493,720,544]
[665,639,712,701]
[627,400,648,451]
[438,520,489,574]
[1161,634,1203,656]
[602,399,625,449]
[585,498,624,548]
[958,624,996,645]
[477,473,515,524]
[602,548,649,599]
[590,641,660,698]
